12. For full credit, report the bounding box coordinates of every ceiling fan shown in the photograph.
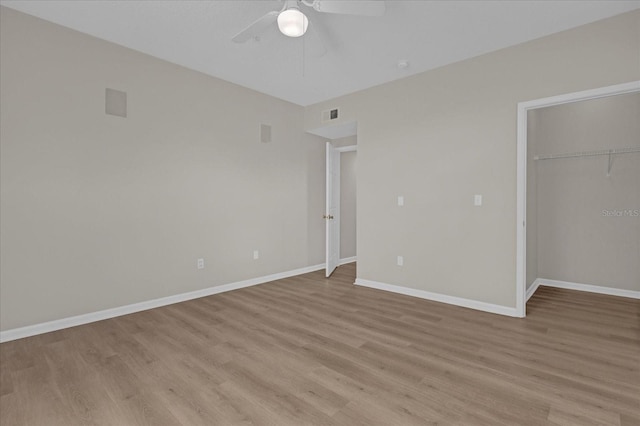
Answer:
[231,0,386,43]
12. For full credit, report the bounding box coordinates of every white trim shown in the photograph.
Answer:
[518,81,640,112]
[338,256,357,265]
[537,278,640,299]
[354,278,519,317]
[307,121,356,139]
[515,80,640,318]
[336,145,357,153]
[0,263,325,343]
[526,279,542,301]
[515,96,528,317]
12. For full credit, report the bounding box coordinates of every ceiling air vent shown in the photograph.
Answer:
[322,108,339,123]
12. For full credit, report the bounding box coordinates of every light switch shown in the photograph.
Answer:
[474,194,482,206]
[397,256,404,266]
[105,88,127,118]
[253,250,259,260]
[197,258,204,270]
[397,196,404,206]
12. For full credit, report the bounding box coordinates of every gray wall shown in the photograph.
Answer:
[528,93,640,291]
[340,150,357,259]
[2,7,638,331]
[330,135,358,261]
[332,135,357,148]
[305,11,640,308]
[0,7,326,331]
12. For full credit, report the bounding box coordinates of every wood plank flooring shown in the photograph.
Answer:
[1,263,639,425]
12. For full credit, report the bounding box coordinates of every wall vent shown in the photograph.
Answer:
[260,123,272,143]
[105,88,127,118]
[322,108,339,122]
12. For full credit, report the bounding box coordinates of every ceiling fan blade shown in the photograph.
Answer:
[311,0,386,16]
[232,10,279,43]
[306,20,327,58]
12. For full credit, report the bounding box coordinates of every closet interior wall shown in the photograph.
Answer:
[332,135,357,261]
[526,92,640,293]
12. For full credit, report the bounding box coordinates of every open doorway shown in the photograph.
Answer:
[516,81,640,317]
[325,139,357,277]
[339,147,357,267]
[307,121,358,278]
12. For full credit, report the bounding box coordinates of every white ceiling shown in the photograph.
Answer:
[2,1,638,106]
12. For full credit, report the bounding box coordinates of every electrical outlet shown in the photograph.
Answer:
[197,258,204,270]
[474,194,483,206]
[397,196,404,206]
[253,250,259,260]
[397,256,404,266]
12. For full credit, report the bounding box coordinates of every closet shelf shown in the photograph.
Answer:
[534,146,640,161]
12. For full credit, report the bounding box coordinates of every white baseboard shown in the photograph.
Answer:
[0,263,325,343]
[526,279,542,301]
[354,278,519,317]
[533,278,640,299]
[338,256,357,265]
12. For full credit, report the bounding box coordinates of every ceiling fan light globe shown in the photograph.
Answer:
[277,8,309,37]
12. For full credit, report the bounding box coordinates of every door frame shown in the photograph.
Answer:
[515,80,640,317]
[336,146,357,153]
[325,144,358,276]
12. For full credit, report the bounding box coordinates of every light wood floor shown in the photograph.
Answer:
[1,263,639,425]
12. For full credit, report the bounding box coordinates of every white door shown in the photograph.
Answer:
[325,142,340,277]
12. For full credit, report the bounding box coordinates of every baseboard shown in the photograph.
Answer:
[535,278,640,299]
[0,263,325,343]
[354,278,519,317]
[338,256,357,265]
[526,279,542,301]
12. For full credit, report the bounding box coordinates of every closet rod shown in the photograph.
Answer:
[534,146,640,161]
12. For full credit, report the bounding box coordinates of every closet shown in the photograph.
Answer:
[526,92,640,297]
